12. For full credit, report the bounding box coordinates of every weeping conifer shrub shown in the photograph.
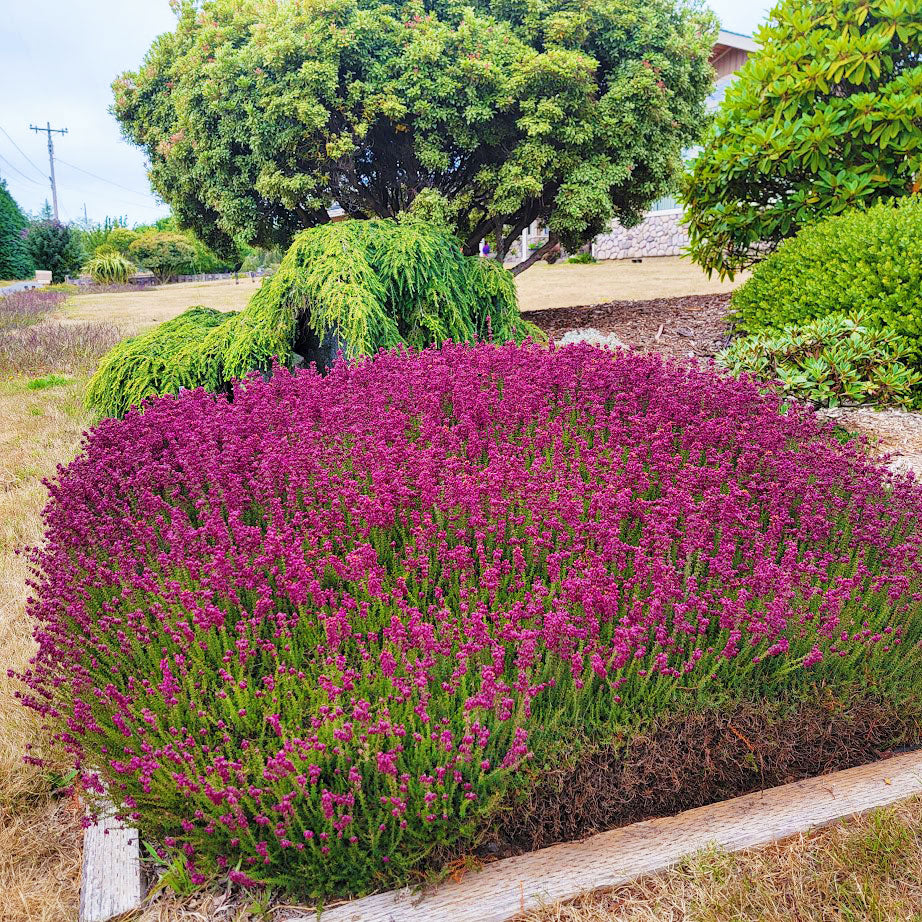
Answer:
[86,219,537,419]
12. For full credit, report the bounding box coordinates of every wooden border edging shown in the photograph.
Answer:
[79,803,143,922]
[288,750,922,922]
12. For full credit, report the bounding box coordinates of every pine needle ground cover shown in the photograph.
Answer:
[17,342,922,900]
[85,220,537,419]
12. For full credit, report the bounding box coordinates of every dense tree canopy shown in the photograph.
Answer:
[128,230,198,281]
[25,219,85,284]
[113,0,716,263]
[0,178,34,281]
[684,0,922,277]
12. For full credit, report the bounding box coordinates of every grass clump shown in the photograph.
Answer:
[27,375,73,392]
[19,343,922,900]
[83,251,135,285]
[86,219,540,419]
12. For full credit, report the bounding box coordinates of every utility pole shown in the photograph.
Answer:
[30,121,68,221]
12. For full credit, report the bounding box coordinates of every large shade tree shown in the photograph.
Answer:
[684,0,922,278]
[113,0,716,270]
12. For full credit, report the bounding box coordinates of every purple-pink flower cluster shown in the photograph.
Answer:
[15,342,922,897]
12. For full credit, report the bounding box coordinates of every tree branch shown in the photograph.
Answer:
[511,233,559,276]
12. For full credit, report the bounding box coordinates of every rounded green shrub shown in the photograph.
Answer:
[730,199,922,389]
[100,226,139,257]
[718,313,922,408]
[128,230,197,282]
[84,251,136,285]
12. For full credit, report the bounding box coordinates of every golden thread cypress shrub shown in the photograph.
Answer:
[86,220,540,419]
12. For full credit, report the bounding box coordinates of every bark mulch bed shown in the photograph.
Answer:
[524,293,733,361]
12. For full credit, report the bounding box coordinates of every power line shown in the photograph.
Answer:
[0,150,42,186]
[55,157,160,202]
[0,124,46,180]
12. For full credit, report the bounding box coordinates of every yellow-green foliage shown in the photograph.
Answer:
[86,220,540,419]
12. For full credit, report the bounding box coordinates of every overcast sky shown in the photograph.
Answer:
[0,0,772,228]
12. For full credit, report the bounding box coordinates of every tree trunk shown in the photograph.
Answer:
[511,234,559,276]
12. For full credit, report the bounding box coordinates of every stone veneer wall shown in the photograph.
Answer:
[592,211,688,260]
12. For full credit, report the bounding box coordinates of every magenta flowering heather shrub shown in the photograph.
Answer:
[16,342,922,898]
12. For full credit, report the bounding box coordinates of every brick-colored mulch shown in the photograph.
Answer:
[524,293,733,361]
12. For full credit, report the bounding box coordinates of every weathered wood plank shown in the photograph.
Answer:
[289,750,922,922]
[79,803,144,922]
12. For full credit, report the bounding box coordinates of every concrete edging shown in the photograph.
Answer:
[79,802,143,922]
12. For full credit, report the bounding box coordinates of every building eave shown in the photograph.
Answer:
[714,29,759,53]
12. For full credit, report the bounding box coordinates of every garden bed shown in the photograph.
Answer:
[523,292,732,360]
[22,340,920,916]
[526,294,922,477]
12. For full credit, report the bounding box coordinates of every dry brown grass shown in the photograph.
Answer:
[0,377,91,922]
[516,257,746,312]
[522,797,922,922]
[62,276,258,334]
[57,258,744,337]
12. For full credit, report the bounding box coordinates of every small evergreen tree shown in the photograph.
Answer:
[128,230,197,281]
[25,218,85,284]
[0,178,34,281]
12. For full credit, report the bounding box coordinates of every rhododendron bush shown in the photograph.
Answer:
[17,343,922,898]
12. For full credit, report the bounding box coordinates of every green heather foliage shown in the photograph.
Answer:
[719,313,922,408]
[86,219,538,419]
[684,0,922,277]
[128,230,197,281]
[25,219,85,284]
[84,251,136,285]
[112,0,716,260]
[730,200,922,395]
[0,178,34,280]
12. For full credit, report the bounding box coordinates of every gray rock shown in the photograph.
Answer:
[557,327,627,350]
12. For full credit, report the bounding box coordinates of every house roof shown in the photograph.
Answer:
[713,29,759,54]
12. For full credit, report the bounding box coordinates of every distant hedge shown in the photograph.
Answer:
[0,179,34,281]
[730,199,922,392]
